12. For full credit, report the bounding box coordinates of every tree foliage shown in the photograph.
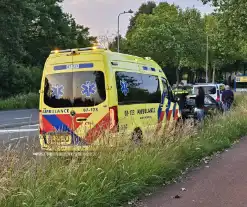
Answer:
[127,1,156,36]
[125,3,207,83]
[1,0,246,96]
[110,1,246,84]
[0,0,94,97]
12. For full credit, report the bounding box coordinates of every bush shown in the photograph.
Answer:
[0,57,42,97]
[0,93,39,110]
[0,96,247,206]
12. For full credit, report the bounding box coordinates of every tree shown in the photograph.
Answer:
[201,0,247,80]
[126,2,206,84]
[23,1,95,66]
[127,1,156,36]
[202,0,247,39]
[108,36,129,53]
[0,0,94,97]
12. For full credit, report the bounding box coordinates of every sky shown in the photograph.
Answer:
[62,0,213,38]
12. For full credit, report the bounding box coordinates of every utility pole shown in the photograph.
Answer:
[206,35,209,83]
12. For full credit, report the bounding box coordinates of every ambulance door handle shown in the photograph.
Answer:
[76,118,87,122]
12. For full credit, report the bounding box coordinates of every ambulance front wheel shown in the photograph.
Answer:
[131,128,143,145]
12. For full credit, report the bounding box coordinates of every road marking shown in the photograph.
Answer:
[0,121,30,127]
[0,122,38,128]
[20,124,39,128]
[0,128,38,133]
[10,136,28,141]
[14,117,31,120]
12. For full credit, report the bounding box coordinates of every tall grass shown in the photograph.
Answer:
[0,93,39,110]
[0,96,247,207]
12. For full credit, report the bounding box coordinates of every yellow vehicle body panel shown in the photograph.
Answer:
[39,48,181,152]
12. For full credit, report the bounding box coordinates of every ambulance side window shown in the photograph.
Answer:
[115,71,161,105]
[161,78,173,101]
[161,78,168,96]
[141,74,161,103]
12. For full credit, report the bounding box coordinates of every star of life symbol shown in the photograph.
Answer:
[120,79,129,96]
[81,81,97,97]
[51,84,64,99]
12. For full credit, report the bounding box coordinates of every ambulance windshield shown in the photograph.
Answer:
[44,71,106,108]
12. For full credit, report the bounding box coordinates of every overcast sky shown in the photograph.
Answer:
[62,0,213,37]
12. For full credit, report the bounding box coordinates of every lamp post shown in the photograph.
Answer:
[117,9,133,53]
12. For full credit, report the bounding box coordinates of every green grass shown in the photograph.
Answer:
[0,93,39,110]
[0,96,247,207]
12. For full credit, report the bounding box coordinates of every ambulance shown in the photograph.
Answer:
[39,46,181,151]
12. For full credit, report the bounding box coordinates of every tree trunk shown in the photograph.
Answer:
[176,61,181,86]
[208,62,213,83]
[212,62,216,83]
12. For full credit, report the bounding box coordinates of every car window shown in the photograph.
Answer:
[161,78,168,96]
[73,71,106,107]
[205,95,216,104]
[205,96,212,104]
[161,78,174,101]
[194,86,216,95]
[44,73,73,108]
[115,71,161,105]
[44,71,106,108]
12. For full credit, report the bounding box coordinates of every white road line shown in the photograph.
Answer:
[14,117,31,120]
[0,121,30,127]
[20,124,39,128]
[0,123,38,128]
[30,124,39,127]
[10,136,28,141]
[0,128,38,133]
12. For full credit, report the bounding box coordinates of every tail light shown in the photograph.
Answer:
[39,110,43,134]
[109,106,118,132]
[216,91,220,102]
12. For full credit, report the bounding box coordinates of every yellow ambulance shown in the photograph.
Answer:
[39,46,181,151]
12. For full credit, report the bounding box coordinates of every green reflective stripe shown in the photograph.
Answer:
[174,90,188,94]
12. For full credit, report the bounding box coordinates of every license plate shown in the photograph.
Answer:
[47,135,71,145]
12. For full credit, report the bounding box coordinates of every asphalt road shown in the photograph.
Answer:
[139,137,247,207]
[0,109,39,147]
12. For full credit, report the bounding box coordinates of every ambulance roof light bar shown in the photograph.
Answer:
[51,49,71,54]
[78,45,106,51]
[51,46,106,54]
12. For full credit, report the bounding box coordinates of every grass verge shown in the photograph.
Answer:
[0,96,247,207]
[0,93,39,110]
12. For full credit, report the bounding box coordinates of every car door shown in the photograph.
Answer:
[204,95,218,115]
[139,74,162,136]
[159,78,178,132]
[115,71,147,139]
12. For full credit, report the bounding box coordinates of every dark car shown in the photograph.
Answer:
[182,94,223,119]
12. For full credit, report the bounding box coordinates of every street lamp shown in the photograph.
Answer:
[117,9,133,53]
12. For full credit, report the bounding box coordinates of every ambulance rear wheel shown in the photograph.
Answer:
[132,128,143,145]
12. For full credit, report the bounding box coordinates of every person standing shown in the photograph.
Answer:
[222,85,234,112]
[195,87,205,121]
